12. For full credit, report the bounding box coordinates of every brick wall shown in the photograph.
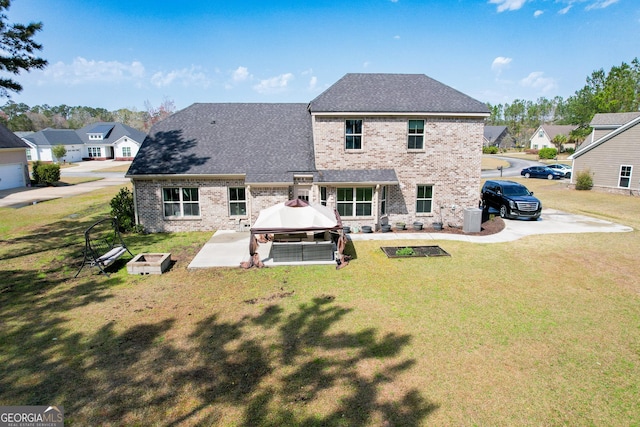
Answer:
[312,116,484,227]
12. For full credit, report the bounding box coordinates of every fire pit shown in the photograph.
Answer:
[127,253,171,275]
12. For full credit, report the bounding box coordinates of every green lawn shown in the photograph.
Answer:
[1,183,639,426]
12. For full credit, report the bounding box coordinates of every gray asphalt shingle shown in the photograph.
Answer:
[309,73,489,114]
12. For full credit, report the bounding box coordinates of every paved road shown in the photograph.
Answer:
[481,155,544,178]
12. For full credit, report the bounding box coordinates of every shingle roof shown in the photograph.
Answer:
[127,103,316,183]
[24,129,83,147]
[0,123,29,149]
[484,126,507,142]
[308,73,490,114]
[76,122,147,144]
[23,123,147,147]
[538,125,576,140]
[590,112,640,127]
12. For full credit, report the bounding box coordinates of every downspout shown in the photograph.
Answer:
[131,179,139,226]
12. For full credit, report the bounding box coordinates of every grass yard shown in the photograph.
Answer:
[1,182,639,426]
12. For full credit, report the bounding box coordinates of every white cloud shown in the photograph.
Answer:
[520,71,557,93]
[44,57,145,84]
[558,4,572,14]
[534,10,544,17]
[308,76,318,90]
[232,66,251,82]
[586,0,619,11]
[489,0,527,12]
[253,73,294,94]
[150,66,210,88]
[491,56,512,74]
[394,35,401,39]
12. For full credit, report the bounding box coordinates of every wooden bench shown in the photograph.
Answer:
[75,217,134,278]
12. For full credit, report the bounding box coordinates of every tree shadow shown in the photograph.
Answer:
[1,292,438,425]
[128,130,210,175]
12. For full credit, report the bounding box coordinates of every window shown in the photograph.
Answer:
[408,120,424,149]
[26,149,32,161]
[320,186,327,206]
[122,147,131,157]
[345,119,362,150]
[337,187,373,217]
[88,147,101,158]
[229,187,247,216]
[619,165,632,188]
[380,185,387,215]
[416,185,433,213]
[163,187,200,217]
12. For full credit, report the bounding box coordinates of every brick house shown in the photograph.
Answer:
[127,73,489,232]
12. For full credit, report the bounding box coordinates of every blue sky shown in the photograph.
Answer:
[5,0,639,112]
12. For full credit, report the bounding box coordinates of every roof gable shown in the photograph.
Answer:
[572,114,640,159]
[590,112,640,128]
[308,73,489,115]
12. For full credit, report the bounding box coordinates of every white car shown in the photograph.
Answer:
[547,163,572,178]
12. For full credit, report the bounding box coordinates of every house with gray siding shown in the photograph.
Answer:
[570,112,640,194]
[127,73,490,232]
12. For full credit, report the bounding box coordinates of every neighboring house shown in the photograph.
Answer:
[0,123,30,190]
[127,73,490,233]
[529,125,576,150]
[570,112,640,194]
[22,122,146,162]
[483,126,514,149]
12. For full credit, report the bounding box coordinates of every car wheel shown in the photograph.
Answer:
[499,205,509,219]
[524,173,531,178]
[547,174,554,180]
[566,172,571,179]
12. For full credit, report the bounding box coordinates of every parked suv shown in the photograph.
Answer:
[481,180,541,220]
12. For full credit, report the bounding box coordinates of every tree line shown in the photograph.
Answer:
[487,58,640,148]
[0,98,175,133]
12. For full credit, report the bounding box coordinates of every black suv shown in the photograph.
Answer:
[481,180,541,220]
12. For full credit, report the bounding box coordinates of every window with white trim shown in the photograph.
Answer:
[337,187,373,217]
[122,146,131,157]
[345,119,362,150]
[408,120,424,149]
[416,185,433,213]
[163,187,200,217]
[619,165,632,188]
[380,185,387,215]
[320,186,327,206]
[229,187,247,216]
[88,147,101,158]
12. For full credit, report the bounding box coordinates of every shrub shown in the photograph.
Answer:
[110,187,137,232]
[525,149,539,155]
[483,146,498,154]
[32,161,60,186]
[575,169,593,191]
[538,147,558,159]
[395,247,415,256]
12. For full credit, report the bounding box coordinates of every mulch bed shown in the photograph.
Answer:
[372,216,505,236]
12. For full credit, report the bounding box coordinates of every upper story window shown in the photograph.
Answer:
[619,165,632,188]
[345,119,362,150]
[163,187,200,217]
[229,187,247,216]
[337,187,373,217]
[408,120,424,150]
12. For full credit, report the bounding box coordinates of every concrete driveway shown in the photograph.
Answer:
[0,160,130,208]
[188,209,633,268]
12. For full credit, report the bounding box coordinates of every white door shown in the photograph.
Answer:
[0,163,26,190]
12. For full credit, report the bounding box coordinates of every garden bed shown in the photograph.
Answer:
[380,245,451,258]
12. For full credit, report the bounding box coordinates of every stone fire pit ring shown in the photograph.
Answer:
[127,253,172,275]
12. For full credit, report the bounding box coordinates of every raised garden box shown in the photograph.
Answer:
[380,246,450,258]
[127,253,171,275]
